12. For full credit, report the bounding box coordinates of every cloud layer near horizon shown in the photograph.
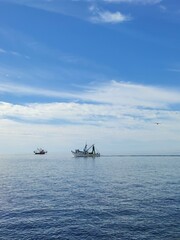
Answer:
[0,80,180,125]
[1,80,180,154]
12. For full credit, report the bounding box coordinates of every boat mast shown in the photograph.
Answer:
[83,144,87,152]
[86,144,94,152]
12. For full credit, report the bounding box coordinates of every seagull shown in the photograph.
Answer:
[155,122,160,125]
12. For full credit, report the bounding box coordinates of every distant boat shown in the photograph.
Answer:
[34,148,47,155]
[71,144,100,157]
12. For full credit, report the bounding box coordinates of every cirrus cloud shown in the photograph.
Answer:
[104,0,162,4]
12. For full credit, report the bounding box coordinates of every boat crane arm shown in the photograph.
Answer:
[86,144,94,152]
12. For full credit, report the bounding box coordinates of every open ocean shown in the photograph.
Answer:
[0,154,179,240]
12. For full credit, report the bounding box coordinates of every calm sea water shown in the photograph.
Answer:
[0,154,179,240]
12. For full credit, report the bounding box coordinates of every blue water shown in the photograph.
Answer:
[0,154,179,240]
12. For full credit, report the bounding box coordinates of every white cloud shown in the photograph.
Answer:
[0,81,180,127]
[104,0,162,4]
[90,10,131,23]
[80,81,180,108]
[1,80,180,108]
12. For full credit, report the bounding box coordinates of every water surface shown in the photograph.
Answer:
[0,154,179,239]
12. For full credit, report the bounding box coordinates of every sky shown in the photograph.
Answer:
[0,0,180,154]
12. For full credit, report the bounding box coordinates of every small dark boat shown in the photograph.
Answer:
[34,148,47,155]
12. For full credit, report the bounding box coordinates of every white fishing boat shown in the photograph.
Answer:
[34,148,47,155]
[71,144,100,157]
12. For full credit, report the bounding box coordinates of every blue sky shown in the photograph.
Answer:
[0,0,180,154]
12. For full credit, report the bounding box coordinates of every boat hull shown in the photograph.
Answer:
[71,151,100,157]
[34,149,47,155]
[34,152,47,155]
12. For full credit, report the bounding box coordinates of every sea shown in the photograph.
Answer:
[0,154,179,240]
